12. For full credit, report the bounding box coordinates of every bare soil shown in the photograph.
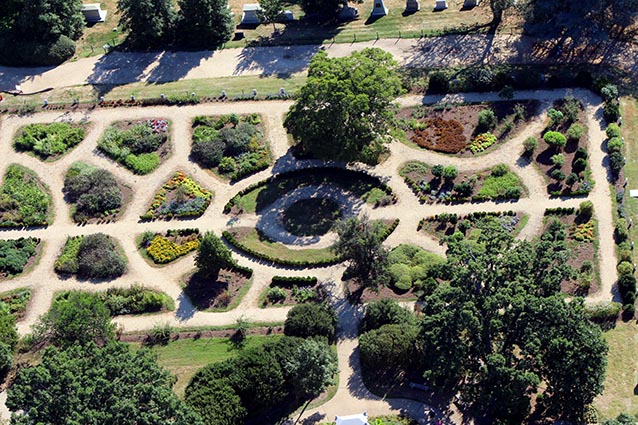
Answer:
[182,268,250,311]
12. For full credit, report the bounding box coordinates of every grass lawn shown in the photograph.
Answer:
[74,0,126,59]
[130,335,281,397]
[595,322,638,420]
[621,97,638,264]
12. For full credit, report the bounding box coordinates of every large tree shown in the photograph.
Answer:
[284,48,403,164]
[258,0,284,31]
[419,219,607,423]
[332,215,389,286]
[117,0,176,48]
[7,342,202,425]
[195,231,234,277]
[33,291,114,347]
[11,0,84,41]
[177,0,234,49]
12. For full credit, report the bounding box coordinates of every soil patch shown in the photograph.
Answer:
[182,268,251,311]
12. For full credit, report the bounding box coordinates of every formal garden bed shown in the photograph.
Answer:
[400,161,527,204]
[224,219,399,267]
[182,267,253,312]
[190,113,271,181]
[0,288,31,320]
[0,237,42,280]
[54,233,127,280]
[97,118,171,175]
[418,211,529,242]
[0,164,53,228]
[395,100,540,156]
[224,167,396,215]
[282,198,343,237]
[138,228,200,266]
[259,276,328,308]
[13,122,87,161]
[525,97,594,196]
[140,172,213,220]
[54,286,174,316]
[542,206,599,295]
[346,243,444,302]
[63,162,132,223]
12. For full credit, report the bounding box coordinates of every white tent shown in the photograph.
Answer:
[335,412,369,425]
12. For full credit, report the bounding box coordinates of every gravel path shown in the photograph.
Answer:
[0,89,616,423]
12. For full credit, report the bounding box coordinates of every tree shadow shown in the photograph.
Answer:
[175,292,196,321]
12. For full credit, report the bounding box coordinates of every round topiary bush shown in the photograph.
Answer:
[617,261,634,276]
[284,303,337,341]
[544,131,567,150]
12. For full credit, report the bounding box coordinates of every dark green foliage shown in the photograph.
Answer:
[178,0,233,48]
[285,48,403,164]
[195,231,233,276]
[117,0,176,48]
[34,291,114,347]
[58,286,173,317]
[360,324,422,377]
[77,233,127,279]
[606,123,622,138]
[192,138,225,167]
[15,123,85,159]
[427,72,450,94]
[0,304,18,350]
[0,342,12,373]
[523,136,538,156]
[6,342,202,424]
[618,275,637,306]
[360,299,416,334]
[284,303,337,341]
[0,237,38,276]
[543,131,567,150]
[332,215,389,286]
[64,162,123,222]
[477,109,497,133]
[0,164,51,228]
[607,137,624,153]
[604,102,621,123]
[610,151,626,175]
[0,0,83,66]
[186,336,335,423]
[300,0,341,16]
[419,221,607,422]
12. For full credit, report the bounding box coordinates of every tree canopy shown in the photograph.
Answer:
[195,231,234,276]
[177,0,234,48]
[7,342,201,425]
[284,48,403,164]
[117,0,176,48]
[419,219,607,422]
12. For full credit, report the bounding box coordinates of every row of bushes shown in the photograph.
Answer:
[224,167,395,213]
[271,276,318,286]
[544,207,576,216]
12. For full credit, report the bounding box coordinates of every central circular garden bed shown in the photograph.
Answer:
[282,198,343,236]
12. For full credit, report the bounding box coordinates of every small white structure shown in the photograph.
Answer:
[463,0,480,7]
[434,0,448,9]
[371,0,389,16]
[335,412,369,425]
[279,10,294,21]
[81,3,107,23]
[406,0,420,12]
[629,189,638,198]
[241,4,262,25]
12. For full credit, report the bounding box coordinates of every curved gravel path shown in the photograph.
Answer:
[0,89,616,423]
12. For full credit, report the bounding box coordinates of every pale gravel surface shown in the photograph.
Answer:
[0,89,616,423]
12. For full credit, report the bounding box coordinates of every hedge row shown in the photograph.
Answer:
[418,211,516,230]
[224,167,395,213]
[271,276,318,287]
[222,219,399,268]
[544,207,576,216]
[584,301,623,322]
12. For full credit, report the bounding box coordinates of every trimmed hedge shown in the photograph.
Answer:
[271,276,318,286]
[224,167,396,213]
[544,207,576,216]
[222,219,399,267]
[55,286,174,316]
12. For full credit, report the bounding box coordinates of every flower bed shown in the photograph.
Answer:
[0,237,41,279]
[141,172,213,220]
[0,288,31,320]
[260,276,328,307]
[14,122,86,161]
[418,211,527,242]
[182,267,253,312]
[0,164,52,228]
[139,228,200,264]
[97,118,171,175]
[55,286,174,316]
[54,234,127,279]
[190,114,271,181]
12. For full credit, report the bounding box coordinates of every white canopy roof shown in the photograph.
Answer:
[335,413,369,425]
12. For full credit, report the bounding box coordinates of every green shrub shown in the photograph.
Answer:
[566,123,583,141]
[54,236,82,274]
[550,169,566,181]
[478,170,524,200]
[360,299,416,334]
[551,154,565,166]
[607,137,624,153]
[600,84,619,102]
[523,136,538,156]
[441,165,458,181]
[492,164,509,177]
[617,261,634,276]
[359,324,422,376]
[266,286,287,303]
[616,218,630,242]
[604,102,621,123]
[284,303,337,341]
[0,342,12,372]
[427,71,450,94]
[543,131,567,150]
[477,109,497,133]
[573,157,588,173]
[547,108,564,126]
[606,123,621,139]
[609,151,625,175]
[64,162,123,222]
[579,201,594,219]
[124,153,160,175]
[0,238,39,276]
[387,244,444,291]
